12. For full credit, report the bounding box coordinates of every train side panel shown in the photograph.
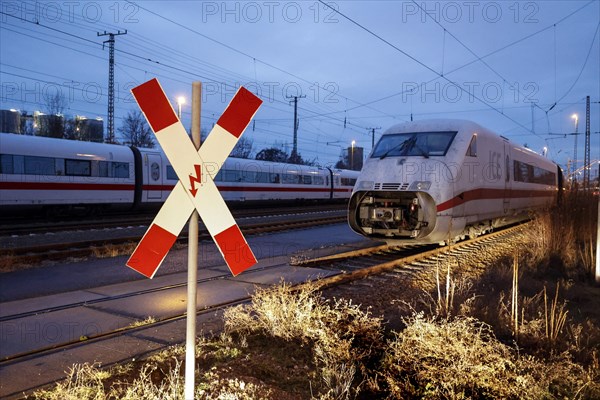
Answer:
[349,119,559,245]
[0,133,135,211]
[0,132,359,214]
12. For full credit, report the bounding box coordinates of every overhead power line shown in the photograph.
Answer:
[312,0,596,120]
[317,0,596,137]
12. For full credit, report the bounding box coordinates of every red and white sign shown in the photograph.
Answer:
[126,78,262,278]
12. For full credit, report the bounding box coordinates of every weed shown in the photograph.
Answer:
[32,363,108,400]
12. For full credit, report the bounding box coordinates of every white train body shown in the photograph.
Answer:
[0,133,358,213]
[348,119,561,245]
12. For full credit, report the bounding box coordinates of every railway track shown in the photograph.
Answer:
[294,222,528,289]
[0,212,347,266]
[0,261,289,363]
[0,204,346,237]
[0,221,528,399]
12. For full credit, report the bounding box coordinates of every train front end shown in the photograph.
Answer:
[348,122,462,244]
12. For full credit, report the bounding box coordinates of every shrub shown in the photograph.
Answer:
[223,283,385,399]
[382,314,546,399]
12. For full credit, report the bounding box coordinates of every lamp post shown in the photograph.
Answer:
[177,96,186,119]
[351,140,356,170]
[572,114,579,182]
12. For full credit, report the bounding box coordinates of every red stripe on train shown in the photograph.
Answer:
[436,188,555,212]
[0,182,352,193]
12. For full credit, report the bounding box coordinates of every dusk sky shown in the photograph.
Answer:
[1,0,598,171]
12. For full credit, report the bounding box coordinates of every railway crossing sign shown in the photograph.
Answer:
[126,78,262,278]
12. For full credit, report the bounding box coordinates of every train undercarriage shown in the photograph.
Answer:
[348,191,437,241]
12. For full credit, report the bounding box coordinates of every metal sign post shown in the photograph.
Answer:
[185,81,201,399]
[125,78,262,399]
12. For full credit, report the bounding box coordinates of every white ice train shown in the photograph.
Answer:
[0,132,358,215]
[348,119,562,245]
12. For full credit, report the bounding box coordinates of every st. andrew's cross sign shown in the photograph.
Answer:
[126,78,262,278]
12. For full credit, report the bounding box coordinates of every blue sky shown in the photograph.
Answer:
[1,0,598,172]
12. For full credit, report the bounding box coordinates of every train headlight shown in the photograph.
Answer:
[357,180,374,190]
[409,181,431,190]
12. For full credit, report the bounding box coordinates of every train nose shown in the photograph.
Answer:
[348,189,436,240]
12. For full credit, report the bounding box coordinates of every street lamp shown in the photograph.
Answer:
[177,96,186,119]
[351,140,356,170]
[572,114,579,181]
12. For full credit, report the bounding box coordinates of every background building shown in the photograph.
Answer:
[0,109,21,134]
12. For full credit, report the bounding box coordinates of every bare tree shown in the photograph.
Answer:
[119,110,154,148]
[38,91,68,137]
[255,147,289,163]
[44,91,68,115]
[230,136,253,158]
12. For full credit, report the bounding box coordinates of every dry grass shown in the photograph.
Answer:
[91,243,137,259]
[382,314,546,399]
[31,194,600,399]
[224,283,385,399]
[128,316,157,328]
[524,192,597,278]
[544,283,569,344]
[0,254,21,273]
[32,363,109,400]
[32,275,600,399]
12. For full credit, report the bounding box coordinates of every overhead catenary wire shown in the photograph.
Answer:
[310,0,596,121]
[1,1,597,162]
[316,0,595,139]
[0,9,374,138]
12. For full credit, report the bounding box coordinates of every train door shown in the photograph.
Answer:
[146,153,163,200]
[503,141,511,213]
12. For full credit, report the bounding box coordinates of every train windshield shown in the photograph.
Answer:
[372,131,457,159]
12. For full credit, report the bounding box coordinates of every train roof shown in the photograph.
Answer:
[380,119,557,167]
[383,119,486,135]
[1,132,360,175]
[1,132,132,161]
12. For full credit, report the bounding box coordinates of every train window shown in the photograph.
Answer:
[255,172,270,183]
[466,134,477,157]
[341,177,357,186]
[0,154,13,174]
[24,155,55,175]
[241,171,256,183]
[214,170,223,182]
[513,160,556,185]
[98,161,108,177]
[282,174,301,184]
[166,165,178,180]
[313,176,325,185]
[302,175,312,184]
[65,159,91,176]
[223,169,242,182]
[112,162,129,178]
[372,131,457,158]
